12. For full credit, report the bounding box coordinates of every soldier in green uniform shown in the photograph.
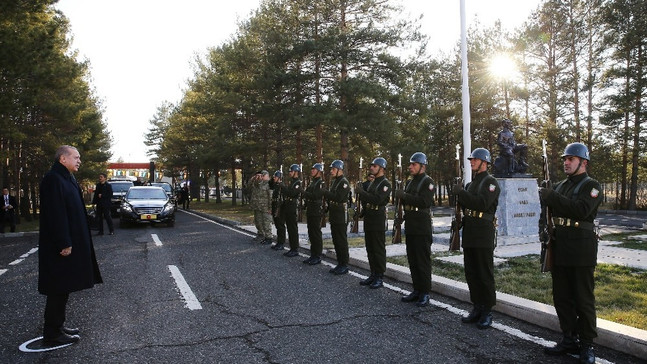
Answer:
[355,157,391,288]
[250,171,273,244]
[270,171,286,251]
[539,142,601,364]
[281,164,302,257]
[301,163,325,265]
[453,148,500,329]
[323,160,351,275]
[395,152,435,307]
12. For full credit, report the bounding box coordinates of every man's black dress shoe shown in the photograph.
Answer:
[416,293,430,307]
[401,291,420,302]
[61,327,80,335]
[544,336,580,355]
[476,312,492,329]
[329,265,340,273]
[333,266,348,275]
[462,306,482,323]
[43,333,79,346]
[307,256,321,265]
[369,275,383,289]
[284,250,299,257]
[303,257,313,264]
[579,345,595,364]
[359,275,375,286]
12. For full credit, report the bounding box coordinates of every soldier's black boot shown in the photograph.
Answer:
[461,305,482,323]
[359,273,375,286]
[579,344,595,364]
[476,310,493,329]
[544,335,580,356]
[401,291,420,302]
[369,274,383,289]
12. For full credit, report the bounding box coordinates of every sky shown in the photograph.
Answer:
[54,0,541,162]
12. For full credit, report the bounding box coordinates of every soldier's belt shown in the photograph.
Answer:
[328,201,347,207]
[464,209,494,221]
[552,217,594,230]
[284,197,296,202]
[365,203,384,210]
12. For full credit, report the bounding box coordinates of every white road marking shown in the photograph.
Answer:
[151,234,163,246]
[168,265,202,310]
[18,336,76,352]
[0,269,7,276]
[184,210,616,362]
[9,258,23,265]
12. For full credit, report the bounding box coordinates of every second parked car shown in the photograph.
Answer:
[119,186,176,227]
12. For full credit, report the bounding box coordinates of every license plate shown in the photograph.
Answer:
[141,214,157,220]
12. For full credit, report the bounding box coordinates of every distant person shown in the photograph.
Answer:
[38,145,102,346]
[1,187,17,233]
[91,173,114,235]
[539,143,602,364]
[249,171,273,244]
[181,185,190,210]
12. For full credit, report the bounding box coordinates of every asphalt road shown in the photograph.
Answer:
[0,211,644,363]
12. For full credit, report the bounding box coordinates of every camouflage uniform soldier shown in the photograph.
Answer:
[250,170,273,244]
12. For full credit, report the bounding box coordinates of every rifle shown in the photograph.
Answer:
[539,139,554,273]
[392,153,403,244]
[449,144,462,251]
[321,162,328,228]
[297,164,304,222]
[350,157,363,233]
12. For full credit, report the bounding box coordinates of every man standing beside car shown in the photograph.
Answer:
[92,173,114,235]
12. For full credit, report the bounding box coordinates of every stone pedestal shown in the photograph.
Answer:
[495,178,541,244]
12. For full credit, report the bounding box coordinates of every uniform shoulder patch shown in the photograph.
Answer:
[489,184,496,192]
[343,183,348,189]
[590,188,599,198]
[383,186,389,192]
[429,183,434,191]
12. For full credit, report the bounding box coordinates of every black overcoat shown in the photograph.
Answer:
[38,162,102,295]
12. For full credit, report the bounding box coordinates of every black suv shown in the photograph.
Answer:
[107,179,134,217]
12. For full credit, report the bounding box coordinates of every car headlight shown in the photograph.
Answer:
[162,203,174,214]
[121,203,133,213]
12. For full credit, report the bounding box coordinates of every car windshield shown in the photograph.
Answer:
[110,182,133,192]
[152,183,172,194]
[127,188,167,200]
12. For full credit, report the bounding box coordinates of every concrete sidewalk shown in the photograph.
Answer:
[233,213,647,359]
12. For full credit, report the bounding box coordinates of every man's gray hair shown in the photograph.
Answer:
[54,145,78,163]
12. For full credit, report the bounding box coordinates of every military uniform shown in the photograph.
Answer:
[457,169,500,325]
[400,173,435,298]
[544,172,601,347]
[323,174,351,272]
[302,176,324,262]
[270,179,286,248]
[357,175,391,283]
[281,176,302,254]
[250,175,273,243]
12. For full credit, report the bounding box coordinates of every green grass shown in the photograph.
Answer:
[12,216,40,232]
[602,232,647,251]
[190,199,255,224]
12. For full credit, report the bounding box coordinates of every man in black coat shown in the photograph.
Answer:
[92,173,114,235]
[1,187,17,233]
[38,145,103,346]
[453,148,500,329]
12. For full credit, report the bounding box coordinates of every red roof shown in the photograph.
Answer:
[109,163,151,169]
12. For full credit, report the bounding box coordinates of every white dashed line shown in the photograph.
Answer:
[168,265,202,310]
[151,234,163,246]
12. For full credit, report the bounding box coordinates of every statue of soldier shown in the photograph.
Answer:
[494,118,528,176]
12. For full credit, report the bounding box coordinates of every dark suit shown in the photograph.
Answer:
[92,182,114,234]
[1,193,17,233]
[39,161,102,339]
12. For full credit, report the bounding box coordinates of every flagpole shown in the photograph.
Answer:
[460,0,472,184]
